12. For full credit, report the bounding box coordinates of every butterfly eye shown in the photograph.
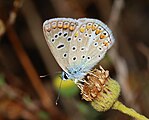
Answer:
[63,22,70,29]
[86,22,92,29]
[80,24,86,33]
[62,72,69,80]
[100,31,108,39]
[51,21,57,29]
[95,26,103,35]
[58,21,63,28]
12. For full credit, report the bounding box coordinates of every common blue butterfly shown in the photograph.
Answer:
[43,18,114,83]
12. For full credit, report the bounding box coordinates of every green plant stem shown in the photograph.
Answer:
[112,100,149,120]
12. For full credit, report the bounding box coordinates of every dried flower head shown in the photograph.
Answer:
[79,66,120,112]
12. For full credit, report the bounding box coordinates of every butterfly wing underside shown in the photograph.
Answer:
[68,18,115,72]
[43,18,115,78]
[43,18,78,73]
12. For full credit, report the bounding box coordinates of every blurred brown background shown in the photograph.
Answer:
[0,0,149,120]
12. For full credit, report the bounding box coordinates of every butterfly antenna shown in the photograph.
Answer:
[55,77,63,105]
[40,74,50,78]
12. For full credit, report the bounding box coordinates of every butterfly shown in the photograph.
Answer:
[43,18,115,83]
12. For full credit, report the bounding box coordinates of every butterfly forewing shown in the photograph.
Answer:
[43,18,78,73]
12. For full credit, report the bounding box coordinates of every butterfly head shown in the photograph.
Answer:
[61,71,69,80]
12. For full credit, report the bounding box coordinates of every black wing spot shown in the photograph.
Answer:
[55,34,58,38]
[57,44,65,49]
[82,55,85,59]
[64,33,68,37]
[72,46,76,51]
[81,47,85,51]
[73,57,77,61]
[98,47,102,50]
[51,39,55,42]
[94,42,98,46]
[87,56,91,60]
[59,32,62,36]
[85,33,88,37]
[103,32,107,35]
[67,37,71,42]
[63,53,67,58]
[78,38,82,42]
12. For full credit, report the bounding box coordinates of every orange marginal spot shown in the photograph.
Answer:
[69,23,76,31]
[92,24,98,31]
[80,28,85,33]
[58,21,63,28]
[100,34,106,39]
[63,22,70,29]
[103,41,109,46]
[46,28,51,32]
[51,21,57,29]
[45,24,51,32]
[86,23,92,30]
[95,29,102,35]
[80,25,86,33]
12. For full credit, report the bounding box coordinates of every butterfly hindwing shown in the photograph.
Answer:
[68,18,114,71]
